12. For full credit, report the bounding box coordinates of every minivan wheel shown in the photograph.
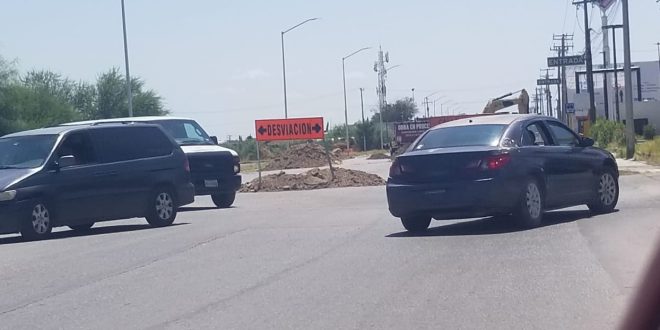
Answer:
[69,223,94,231]
[514,178,544,228]
[401,216,432,232]
[588,169,619,214]
[211,192,236,208]
[21,200,53,240]
[145,188,177,227]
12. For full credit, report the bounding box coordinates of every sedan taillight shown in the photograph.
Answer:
[389,159,402,177]
[485,154,511,170]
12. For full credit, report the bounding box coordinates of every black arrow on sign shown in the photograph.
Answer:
[258,126,267,135]
[312,123,322,133]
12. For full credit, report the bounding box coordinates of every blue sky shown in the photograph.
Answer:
[1,0,659,138]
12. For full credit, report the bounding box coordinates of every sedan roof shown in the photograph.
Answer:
[432,114,549,129]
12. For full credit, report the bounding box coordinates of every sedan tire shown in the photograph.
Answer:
[401,216,432,232]
[588,168,619,214]
[514,178,544,228]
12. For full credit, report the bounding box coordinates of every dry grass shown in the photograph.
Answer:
[635,137,660,165]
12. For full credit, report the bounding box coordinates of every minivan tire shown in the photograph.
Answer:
[211,192,236,208]
[588,168,619,214]
[69,223,94,231]
[145,187,177,227]
[514,178,544,228]
[21,200,53,240]
[401,216,432,232]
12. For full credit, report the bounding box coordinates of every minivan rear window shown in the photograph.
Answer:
[91,127,174,163]
[0,135,58,169]
[414,124,506,150]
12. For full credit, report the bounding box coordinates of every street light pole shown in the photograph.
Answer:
[360,88,366,151]
[120,0,133,117]
[342,47,371,152]
[280,18,318,119]
[411,88,415,104]
[656,42,660,73]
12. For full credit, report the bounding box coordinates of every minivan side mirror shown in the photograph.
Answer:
[579,137,595,147]
[57,155,77,168]
[210,136,219,145]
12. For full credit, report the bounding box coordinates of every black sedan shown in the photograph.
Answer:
[387,114,619,232]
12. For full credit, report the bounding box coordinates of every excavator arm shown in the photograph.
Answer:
[482,89,530,114]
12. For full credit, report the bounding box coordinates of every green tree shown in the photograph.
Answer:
[354,119,378,150]
[372,97,418,123]
[94,68,167,119]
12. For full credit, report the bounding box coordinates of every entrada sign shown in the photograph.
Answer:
[547,55,585,67]
[255,117,324,142]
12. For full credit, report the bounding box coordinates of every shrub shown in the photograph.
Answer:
[590,119,625,148]
[643,124,656,140]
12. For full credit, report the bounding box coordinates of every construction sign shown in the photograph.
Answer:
[255,117,324,142]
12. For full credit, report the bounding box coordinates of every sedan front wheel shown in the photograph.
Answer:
[588,169,619,214]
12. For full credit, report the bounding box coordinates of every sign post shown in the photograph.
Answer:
[254,117,326,188]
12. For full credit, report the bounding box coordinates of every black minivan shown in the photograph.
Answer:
[0,123,195,240]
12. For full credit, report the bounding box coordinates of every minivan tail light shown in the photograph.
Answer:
[389,159,402,177]
[184,157,191,173]
[485,154,511,170]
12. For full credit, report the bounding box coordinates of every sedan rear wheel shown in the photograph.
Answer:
[588,169,619,214]
[401,216,431,232]
[514,178,543,228]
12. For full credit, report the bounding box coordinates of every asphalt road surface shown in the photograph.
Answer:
[1,169,660,329]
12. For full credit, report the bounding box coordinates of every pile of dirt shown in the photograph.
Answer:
[241,167,385,192]
[263,143,339,171]
[367,152,390,160]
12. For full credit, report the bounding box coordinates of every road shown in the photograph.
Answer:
[1,161,660,329]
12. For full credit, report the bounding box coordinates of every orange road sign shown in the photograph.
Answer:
[255,117,324,142]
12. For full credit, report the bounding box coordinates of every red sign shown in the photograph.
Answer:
[395,120,431,143]
[255,117,324,142]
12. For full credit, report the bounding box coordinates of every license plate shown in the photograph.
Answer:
[204,179,219,188]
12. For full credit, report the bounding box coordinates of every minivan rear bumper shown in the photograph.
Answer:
[177,182,196,207]
[386,177,522,219]
[0,200,30,235]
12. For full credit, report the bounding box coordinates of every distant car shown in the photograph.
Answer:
[0,123,195,240]
[63,117,241,208]
[386,114,619,232]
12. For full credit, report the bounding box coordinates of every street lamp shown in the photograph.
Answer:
[342,47,371,152]
[411,88,415,103]
[120,0,133,117]
[281,18,319,119]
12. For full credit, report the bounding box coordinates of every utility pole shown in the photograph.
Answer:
[541,69,553,117]
[120,0,133,117]
[601,11,610,120]
[411,88,415,104]
[552,34,574,123]
[656,42,660,73]
[574,0,597,123]
[601,51,610,120]
[360,87,366,151]
[622,0,635,159]
[603,24,623,121]
[374,46,389,150]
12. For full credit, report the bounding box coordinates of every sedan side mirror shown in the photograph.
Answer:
[210,136,219,145]
[57,155,77,168]
[580,137,595,147]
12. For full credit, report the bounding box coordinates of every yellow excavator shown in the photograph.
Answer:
[482,89,530,114]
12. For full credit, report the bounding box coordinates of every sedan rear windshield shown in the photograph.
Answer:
[413,124,506,150]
